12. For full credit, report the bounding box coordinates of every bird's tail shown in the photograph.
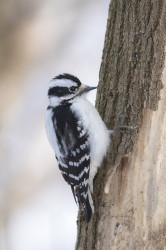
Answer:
[84,189,94,222]
[71,186,94,222]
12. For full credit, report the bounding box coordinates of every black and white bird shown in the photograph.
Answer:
[45,73,110,222]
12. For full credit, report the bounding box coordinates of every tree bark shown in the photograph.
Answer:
[76,0,166,249]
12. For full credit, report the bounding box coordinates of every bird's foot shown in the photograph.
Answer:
[108,125,138,135]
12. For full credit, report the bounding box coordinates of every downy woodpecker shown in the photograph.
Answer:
[45,73,110,222]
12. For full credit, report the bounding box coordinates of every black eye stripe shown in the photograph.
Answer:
[69,86,78,92]
[48,86,70,97]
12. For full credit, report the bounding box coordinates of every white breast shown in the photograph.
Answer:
[71,96,110,187]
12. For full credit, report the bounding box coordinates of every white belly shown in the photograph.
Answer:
[71,97,110,187]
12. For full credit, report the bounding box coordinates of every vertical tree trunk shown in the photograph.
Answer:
[76,0,166,249]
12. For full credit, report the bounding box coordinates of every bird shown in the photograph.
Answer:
[45,73,110,222]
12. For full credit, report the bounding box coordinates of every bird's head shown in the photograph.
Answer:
[48,73,96,105]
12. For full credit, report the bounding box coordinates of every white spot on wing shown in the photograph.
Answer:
[72,151,76,156]
[76,148,80,153]
[77,126,81,131]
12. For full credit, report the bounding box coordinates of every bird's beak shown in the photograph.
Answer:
[78,84,97,95]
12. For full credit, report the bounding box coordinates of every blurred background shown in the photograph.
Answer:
[0,0,109,249]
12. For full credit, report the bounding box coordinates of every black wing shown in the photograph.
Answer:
[52,104,90,208]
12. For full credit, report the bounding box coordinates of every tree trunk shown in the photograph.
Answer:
[76,0,166,249]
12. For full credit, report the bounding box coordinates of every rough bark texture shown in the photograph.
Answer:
[76,0,166,249]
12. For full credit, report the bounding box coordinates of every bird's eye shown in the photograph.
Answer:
[69,86,77,92]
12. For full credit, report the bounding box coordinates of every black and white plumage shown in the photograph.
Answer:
[45,73,110,222]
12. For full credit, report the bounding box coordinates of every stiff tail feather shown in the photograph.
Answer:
[71,185,94,222]
[84,196,92,222]
[84,189,94,222]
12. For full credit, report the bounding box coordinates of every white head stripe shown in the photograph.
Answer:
[49,79,78,89]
